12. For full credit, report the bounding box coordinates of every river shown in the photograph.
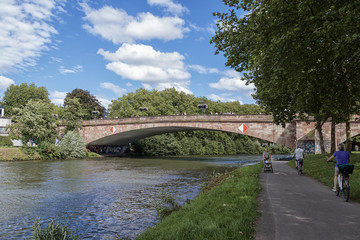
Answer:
[0,155,288,239]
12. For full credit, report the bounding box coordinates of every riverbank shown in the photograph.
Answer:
[0,147,41,161]
[288,152,360,202]
[135,163,263,240]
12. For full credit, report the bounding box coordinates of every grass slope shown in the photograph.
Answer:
[136,163,262,240]
[0,147,41,161]
[288,152,360,202]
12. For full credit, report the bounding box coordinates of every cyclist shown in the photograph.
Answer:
[294,146,304,171]
[327,143,351,192]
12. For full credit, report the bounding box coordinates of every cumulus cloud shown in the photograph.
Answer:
[0,76,15,90]
[209,70,255,93]
[100,82,127,96]
[59,65,83,75]
[97,97,112,109]
[98,43,192,94]
[0,0,63,74]
[208,93,243,104]
[81,3,189,44]
[49,90,67,106]
[147,0,189,16]
[188,64,219,74]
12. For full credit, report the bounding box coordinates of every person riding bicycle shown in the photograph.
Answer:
[294,146,304,171]
[327,143,351,192]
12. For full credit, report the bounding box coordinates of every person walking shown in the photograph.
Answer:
[327,143,351,192]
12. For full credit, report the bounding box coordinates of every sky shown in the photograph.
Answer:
[0,0,256,109]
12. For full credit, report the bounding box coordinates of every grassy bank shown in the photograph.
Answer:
[135,163,263,240]
[288,153,360,202]
[0,147,41,161]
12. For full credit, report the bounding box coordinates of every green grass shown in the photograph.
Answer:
[0,147,41,161]
[288,153,360,202]
[135,163,263,240]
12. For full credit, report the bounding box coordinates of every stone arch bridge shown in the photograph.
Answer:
[75,115,360,153]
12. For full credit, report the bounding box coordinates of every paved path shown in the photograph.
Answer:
[256,161,360,240]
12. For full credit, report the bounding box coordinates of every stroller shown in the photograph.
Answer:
[263,159,273,172]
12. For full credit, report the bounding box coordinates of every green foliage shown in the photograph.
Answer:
[58,131,87,159]
[152,190,182,220]
[61,98,85,132]
[211,0,360,151]
[64,89,105,120]
[10,99,57,145]
[86,151,102,158]
[0,136,13,147]
[36,142,61,160]
[3,83,50,116]
[109,88,264,118]
[133,131,290,156]
[29,219,79,240]
[136,163,262,240]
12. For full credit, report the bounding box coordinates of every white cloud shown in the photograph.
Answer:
[49,90,67,106]
[208,93,243,104]
[0,0,63,74]
[188,65,219,74]
[81,3,189,44]
[97,97,112,109]
[59,65,83,75]
[147,0,189,16]
[98,43,192,94]
[100,82,127,96]
[0,76,15,90]
[209,70,255,93]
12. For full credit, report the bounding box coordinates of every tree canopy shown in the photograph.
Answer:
[211,0,360,152]
[109,88,264,117]
[64,89,105,120]
[2,83,50,116]
[10,99,57,145]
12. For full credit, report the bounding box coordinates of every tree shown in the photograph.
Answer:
[3,83,50,116]
[64,89,105,120]
[10,99,57,145]
[211,0,360,153]
[62,98,86,132]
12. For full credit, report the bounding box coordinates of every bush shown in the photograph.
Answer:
[58,131,86,159]
[37,142,61,160]
[30,219,79,240]
[0,136,13,147]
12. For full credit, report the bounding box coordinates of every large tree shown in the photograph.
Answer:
[10,99,57,145]
[2,83,50,116]
[64,89,105,120]
[211,0,360,152]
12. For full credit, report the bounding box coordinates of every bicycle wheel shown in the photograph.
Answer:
[342,178,350,202]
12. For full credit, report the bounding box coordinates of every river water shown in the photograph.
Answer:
[0,155,287,239]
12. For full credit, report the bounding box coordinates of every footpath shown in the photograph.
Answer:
[256,161,360,240]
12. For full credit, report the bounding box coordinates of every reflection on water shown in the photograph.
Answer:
[0,155,270,239]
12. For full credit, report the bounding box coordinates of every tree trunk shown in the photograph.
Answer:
[346,117,352,153]
[316,122,325,154]
[331,117,336,153]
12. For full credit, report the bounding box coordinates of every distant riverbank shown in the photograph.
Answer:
[0,148,41,161]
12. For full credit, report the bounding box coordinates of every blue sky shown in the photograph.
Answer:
[0,0,256,108]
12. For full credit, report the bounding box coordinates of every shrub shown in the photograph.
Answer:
[30,219,79,240]
[37,142,61,160]
[58,131,87,159]
[0,136,13,147]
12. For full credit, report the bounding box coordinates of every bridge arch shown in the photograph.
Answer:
[79,115,297,149]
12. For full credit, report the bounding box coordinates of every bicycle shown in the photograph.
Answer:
[335,164,354,202]
[297,159,303,175]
